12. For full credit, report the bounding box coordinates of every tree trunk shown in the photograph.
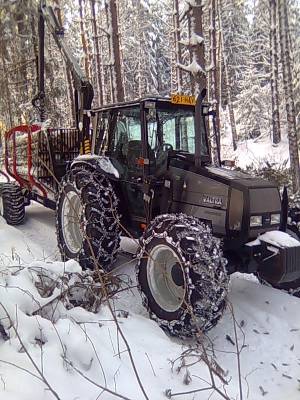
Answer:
[270,0,281,144]
[173,0,182,92]
[189,0,206,95]
[278,0,300,193]
[1,56,13,127]
[78,0,90,79]
[53,0,76,126]
[209,0,220,165]
[218,0,237,150]
[106,0,124,103]
[85,0,94,81]
[90,0,103,106]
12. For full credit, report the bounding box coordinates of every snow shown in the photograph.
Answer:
[73,155,120,178]
[221,112,290,170]
[259,231,300,248]
[0,205,300,399]
[178,55,206,77]
[247,230,300,248]
[179,33,204,46]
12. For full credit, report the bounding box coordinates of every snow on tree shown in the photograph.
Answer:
[178,0,206,96]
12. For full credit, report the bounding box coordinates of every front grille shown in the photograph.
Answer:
[283,246,300,273]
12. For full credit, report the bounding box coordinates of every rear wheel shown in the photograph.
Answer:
[56,166,121,271]
[137,214,228,338]
[0,183,25,225]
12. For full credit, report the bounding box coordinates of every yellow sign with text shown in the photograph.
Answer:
[170,94,196,106]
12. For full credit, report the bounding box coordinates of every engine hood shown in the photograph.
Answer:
[205,167,277,188]
[169,165,281,238]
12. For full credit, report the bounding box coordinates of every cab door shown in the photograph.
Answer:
[108,106,147,229]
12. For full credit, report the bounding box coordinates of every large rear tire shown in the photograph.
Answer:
[56,166,121,271]
[0,183,25,225]
[136,214,228,338]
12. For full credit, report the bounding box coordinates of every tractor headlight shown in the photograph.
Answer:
[271,213,281,225]
[250,215,262,227]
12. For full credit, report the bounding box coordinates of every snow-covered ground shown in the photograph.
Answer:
[221,114,290,170]
[0,203,300,400]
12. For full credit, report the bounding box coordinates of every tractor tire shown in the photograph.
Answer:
[56,165,121,271]
[136,214,229,338]
[0,183,25,225]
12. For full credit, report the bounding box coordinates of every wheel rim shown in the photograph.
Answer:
[61,190,84,254]
[147,244,185,312]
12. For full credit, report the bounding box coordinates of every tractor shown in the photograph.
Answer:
[1,0,300,338]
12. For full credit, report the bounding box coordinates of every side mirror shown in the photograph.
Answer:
[202,103,210,116]
[200,88,207,100]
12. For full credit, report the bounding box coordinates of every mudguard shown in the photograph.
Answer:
[71,155,120,181]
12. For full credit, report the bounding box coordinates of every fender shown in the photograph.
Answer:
[71,155,120,181]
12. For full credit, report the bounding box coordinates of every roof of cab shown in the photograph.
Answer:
[92,95,195,112]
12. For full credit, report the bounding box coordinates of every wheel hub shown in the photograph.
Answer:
[147,244,185,312]
[171,263,184,286]
[61,190,84,254]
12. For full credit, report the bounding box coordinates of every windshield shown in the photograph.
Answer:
[147,107,209,157]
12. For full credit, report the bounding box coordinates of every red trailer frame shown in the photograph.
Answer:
[4,124,47,198]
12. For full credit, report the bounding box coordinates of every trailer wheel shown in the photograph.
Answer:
[0,183,25,225]
[136,214,228,338]
[56,166,121,271]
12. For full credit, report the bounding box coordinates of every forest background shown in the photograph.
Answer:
[0,0,299,191]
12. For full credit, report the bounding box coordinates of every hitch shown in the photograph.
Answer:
[246,231,300,285]
[259,243,300,285]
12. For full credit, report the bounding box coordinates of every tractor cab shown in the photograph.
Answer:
[90,95,214,235]
[93,95,211,173]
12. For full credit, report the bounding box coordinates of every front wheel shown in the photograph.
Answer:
[56,166,121,271]
[136,214,229,338]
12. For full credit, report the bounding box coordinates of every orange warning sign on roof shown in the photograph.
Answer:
[170,94,196,106]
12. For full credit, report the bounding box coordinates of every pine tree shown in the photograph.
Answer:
[106,0,124,103]
[218,0,237,150]
[269,0,281,144]
[178,0,206,95]
[278,0,300,193]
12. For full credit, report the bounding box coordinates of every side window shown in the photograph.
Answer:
[179,116,195,153]
[110,107,142,169]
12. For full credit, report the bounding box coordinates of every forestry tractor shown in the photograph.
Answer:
[1,0,300,338]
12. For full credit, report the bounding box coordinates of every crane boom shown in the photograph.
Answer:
[33,0,93,154]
